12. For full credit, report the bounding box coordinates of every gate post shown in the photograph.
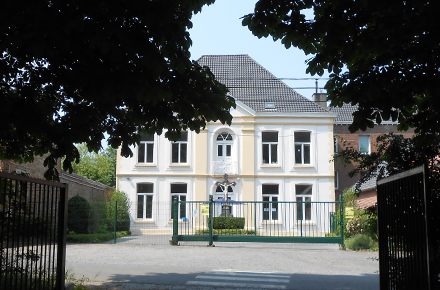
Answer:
[56,184,68,290]
[171,196,179,245]
[208,195,214,246]
[339,194,345,249]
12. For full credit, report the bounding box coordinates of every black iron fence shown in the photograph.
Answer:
[0,172,68,290]
[377,165,439,290]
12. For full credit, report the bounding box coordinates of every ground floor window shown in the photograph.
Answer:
[262,184,278,221]
[171,183,187,219]
[296,184,312,221]
[137,183,153,219]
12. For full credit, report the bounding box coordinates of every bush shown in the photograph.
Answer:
[346,211,378,240]
[68,196,91,234]
[106,190,131,232]
[345,234,378,251]
[213,217,245,229]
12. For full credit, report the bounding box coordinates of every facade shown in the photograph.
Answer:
[328,103,415,201]
[116,55,337,233]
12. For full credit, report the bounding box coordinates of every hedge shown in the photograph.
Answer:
[213,217,245,229]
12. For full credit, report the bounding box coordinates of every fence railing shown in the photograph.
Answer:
[172,195,344,246]
[0,172,68,290]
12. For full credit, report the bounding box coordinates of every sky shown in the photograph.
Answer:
[188,0,329,100]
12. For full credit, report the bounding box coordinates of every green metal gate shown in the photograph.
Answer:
[171,195,344,246]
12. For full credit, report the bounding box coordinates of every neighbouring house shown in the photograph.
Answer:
[0,156,113,202]
[116,54,337,233]
[327,103,415,202]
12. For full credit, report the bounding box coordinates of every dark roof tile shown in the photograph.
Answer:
[197,55,328,113]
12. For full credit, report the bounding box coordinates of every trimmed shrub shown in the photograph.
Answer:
[67,196,91,234]
[213,217,245,229]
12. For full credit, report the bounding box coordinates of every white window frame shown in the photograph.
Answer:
[295,184,313,221]
[216,132,234,160]
[171,132,188,164]
[262,131,278,165]
[137,183,154,220]
[170,183,187,220]
[294,131,311,165]
[262,184,279,222]
[137,133,155,164]
[359,135,370,155]
[334,134,338,154]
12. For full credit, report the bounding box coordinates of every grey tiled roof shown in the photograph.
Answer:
[328,103,359,123]
[197,55,328,113]
[329,103,398,125]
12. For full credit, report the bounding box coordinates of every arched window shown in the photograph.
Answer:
[216,132,233,161]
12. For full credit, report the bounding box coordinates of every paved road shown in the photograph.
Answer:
[66,242,379,290]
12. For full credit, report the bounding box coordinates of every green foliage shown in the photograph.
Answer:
[66,231,130,243]
[334,134,429,193]
[0,0,235,181]
[244,1,440,159]
[213,217,245,229]
[71,144,116,187]
[346,212,378,241]
[345,234,378,251]
[68,196,91,234]
[106,191,131,232]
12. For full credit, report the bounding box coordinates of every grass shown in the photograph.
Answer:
[67,231,130,243]
[65,270,91,290]
[345,234,378,251]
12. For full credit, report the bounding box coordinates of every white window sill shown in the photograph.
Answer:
[135,163,157,167]
[168,220,189,224]
[169,164,190,168]
[134,220,155,224]
[295,222,316,226]
[261,221,283,225]
[261,164,281,168]
[293,164,315,168]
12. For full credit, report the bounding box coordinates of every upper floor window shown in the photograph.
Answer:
[262,184,278,221]
[171,183,187,219]
[138,133,154,163]
[217,132,233,160]
[296,184,312,221]
[334,135,338,153]
[335,170,339,189]
[137,183,153,219]
[262,132,278,164]
[294,132,311,165]
[359,136,370,155]
[171,132,188,163]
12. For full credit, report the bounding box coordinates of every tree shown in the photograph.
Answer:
[243,0,440,155]
[334,133,427,193]
[71,143,116,187]
[1,0,235,180]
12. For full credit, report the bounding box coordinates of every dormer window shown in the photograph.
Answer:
[265,102,276,109]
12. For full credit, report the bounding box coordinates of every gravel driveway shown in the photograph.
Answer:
[66,242,379,290]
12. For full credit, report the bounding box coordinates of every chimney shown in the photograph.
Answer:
[313,93,328,109]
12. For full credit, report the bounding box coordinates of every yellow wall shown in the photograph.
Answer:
[241,120,255,201]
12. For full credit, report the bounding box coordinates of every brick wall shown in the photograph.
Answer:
[334,124,415,199]
[59,171,113,202]
[0,156,113,202]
